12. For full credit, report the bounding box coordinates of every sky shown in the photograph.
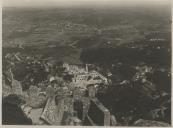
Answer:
[2,0,171,7]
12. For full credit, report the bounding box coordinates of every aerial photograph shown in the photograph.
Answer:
[2,0,172,126]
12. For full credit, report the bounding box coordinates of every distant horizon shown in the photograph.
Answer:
[2,0,171,8]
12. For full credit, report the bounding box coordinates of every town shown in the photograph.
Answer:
[2,3,171,126]
[2,52,114,125]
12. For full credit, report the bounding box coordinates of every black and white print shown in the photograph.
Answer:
[2,0,172,126]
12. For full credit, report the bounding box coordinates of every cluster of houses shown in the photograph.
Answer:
[62,63,108,89]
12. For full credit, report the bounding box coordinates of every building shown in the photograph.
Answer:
[63,63,108,89]
[63,63,87,75]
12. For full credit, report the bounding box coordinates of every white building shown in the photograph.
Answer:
[63,63,108,88]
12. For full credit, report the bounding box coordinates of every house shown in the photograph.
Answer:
[63,63,87,75]
[63,63,108,88]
